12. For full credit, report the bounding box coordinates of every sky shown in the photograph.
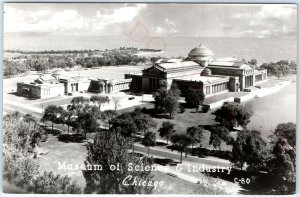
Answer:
[4,3,297,38]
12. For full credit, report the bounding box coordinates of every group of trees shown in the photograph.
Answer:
[42,96,113,136]
[158,121,203,163]
[4,55,76,76]
[260,60,296,78]
[230,123,296,194]
[76,51,147,68]
[3,60,29,77]
[153,81,181,117]
[215,102,252,130]
[110,108,157,153]
[3,112,81,193]
[214,102,296,194]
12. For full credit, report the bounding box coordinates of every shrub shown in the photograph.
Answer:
[178,105,185,113]
[202,105,210,113]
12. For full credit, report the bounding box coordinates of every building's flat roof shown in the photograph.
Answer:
[209,57,252,69]
[18,81,63,87]
[174,75,229,84]
[156,60,200,70]
[90,78,132,83]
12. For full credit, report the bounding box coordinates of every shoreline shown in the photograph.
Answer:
[207,77,294,109]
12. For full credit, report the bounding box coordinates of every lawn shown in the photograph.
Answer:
[152,171,201,194]
[37,134,88,189]
[121,102,233,152]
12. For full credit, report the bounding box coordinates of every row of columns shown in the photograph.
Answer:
[242,75,254,89]
[98,82,130,93]
[206,82,228,95]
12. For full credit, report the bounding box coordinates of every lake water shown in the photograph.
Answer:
[245,79,297,136]
[4,36,297,64]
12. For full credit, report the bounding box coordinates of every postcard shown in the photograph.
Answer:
[2,2,297,195]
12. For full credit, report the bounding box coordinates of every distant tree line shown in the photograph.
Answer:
[5,47,161,54]
[76,52,147,68]
[260,60,296,78]
[4,50,150,77]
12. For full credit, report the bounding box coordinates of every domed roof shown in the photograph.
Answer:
[98,80,105,85]
[108,79,117,85]
[188,44,213,58]
[201,67,212,76]
[52,69,66,75]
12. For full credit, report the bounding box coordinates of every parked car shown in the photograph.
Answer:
[128,97,135,100]
[58,133,86,143]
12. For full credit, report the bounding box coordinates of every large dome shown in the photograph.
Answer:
[188,44,213,59]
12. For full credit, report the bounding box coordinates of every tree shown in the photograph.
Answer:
[23,113,37,125]
[185,90,205,109]
[171,133,192,163]
[111,112,137,152]
[41,105,58,130]
[131,108,157,135]
[231,129,267,172]
[164,94,179,117]
[247,59,257,68]
[67,97,89,133]
[70,96,89,115]
[158,121,175,144]
[34,59,48,73]
[28,171,81,194]
[186,126,203,151]
[53,106,67,125]
[83,131,155,194]
[169,83,181,100]
[64,111,74,133]
[101,110,117,129]
[209,126,232,151]
[90,95,110,111]
[79,112,100,137]
[274,122,296,148]
[111,97,121,112]
[3,112,80,194]
[142,132,156,157]
[215,102,252,130]
[153,87,168,111]
[152,80,181,116]
[266,138,296,194]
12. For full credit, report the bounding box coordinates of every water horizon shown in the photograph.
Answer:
[4,35,297,64]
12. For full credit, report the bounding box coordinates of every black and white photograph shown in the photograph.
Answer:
[2,2,297,195]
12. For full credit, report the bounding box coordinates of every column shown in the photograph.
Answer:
[241,76,245,90]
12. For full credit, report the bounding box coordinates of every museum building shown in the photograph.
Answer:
[17,69,132,99]
[127,44,267,97]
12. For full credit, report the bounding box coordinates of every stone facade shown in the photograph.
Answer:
[89,78,132,94]
[127,44,268,95]
[59,77,91,95]
[17,82,64,99]
[172,76,229,97]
